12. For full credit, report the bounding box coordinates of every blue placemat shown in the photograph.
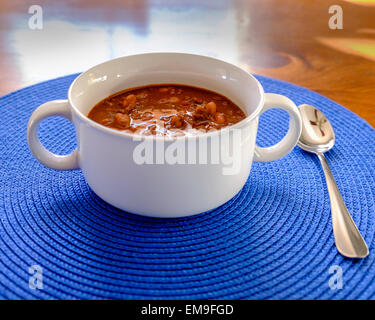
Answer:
[0,74,374,300]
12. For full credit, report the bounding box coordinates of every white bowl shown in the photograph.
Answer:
[27,53,302,217]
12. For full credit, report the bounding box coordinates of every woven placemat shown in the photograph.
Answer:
[0,74,374,300]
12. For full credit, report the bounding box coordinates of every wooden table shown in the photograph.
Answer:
[1,0,374,127]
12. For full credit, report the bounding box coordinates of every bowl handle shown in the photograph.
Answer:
[27,99,79,170]
[254,93,302,162]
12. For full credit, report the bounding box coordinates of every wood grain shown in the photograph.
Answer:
[0,0,374,127]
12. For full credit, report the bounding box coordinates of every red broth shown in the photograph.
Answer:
[87,84,246,136]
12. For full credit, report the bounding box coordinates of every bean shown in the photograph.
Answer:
[114,113,130,127]
[169,97,180,103]
[170,115,184,128]
[206,101,216,115]
[126,94,137,106]
[214,112,226,124]
[136,92,148,99]
[124,100,136,113]
[193,104,209,121]
[140,112,153,121]
[130,109,141,120]
[193,97,203,104]
[158,98,169,104]
[100,118,113,126]
[195,105,206,114]
[159,87,169,93]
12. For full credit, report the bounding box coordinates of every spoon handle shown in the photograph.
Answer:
[317,153,369,258]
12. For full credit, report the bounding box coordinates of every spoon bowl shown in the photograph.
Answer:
[298,105,335,153]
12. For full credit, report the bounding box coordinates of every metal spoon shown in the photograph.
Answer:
[297,104,369,258]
